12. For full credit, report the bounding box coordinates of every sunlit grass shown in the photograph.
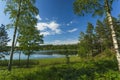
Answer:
[0,56,120,80]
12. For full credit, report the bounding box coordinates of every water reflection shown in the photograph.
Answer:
[0,50,77,60]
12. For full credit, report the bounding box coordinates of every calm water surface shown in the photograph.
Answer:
[1,51,66,60]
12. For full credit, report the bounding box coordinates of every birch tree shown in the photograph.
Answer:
[18,25,43,68]
[4,0,39,71]
[73,0,120,70]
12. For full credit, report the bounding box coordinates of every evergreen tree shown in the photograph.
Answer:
[95,20,112,52]
[78,32,88,57]
[0,24,10,56]
[114,16,120,50]
[78,23,94,58]
[73,0,120,70]
[86,23,94,56]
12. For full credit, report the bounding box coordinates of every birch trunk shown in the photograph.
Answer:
[106,12,120,70]
[8,23,18,71]
[8,0,22,71]
[105,0,120,71]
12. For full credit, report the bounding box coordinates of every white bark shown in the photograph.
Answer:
[106,11,120,71]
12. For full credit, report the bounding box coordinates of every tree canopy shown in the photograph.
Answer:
[4,0,39,71]
[73,0,114,16]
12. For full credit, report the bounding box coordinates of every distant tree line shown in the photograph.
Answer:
[5,44,78,51]
[38,44,78,51]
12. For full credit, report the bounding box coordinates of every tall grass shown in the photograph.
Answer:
[0,56,120,80]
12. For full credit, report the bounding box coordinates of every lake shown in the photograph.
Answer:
[0,50,77,60]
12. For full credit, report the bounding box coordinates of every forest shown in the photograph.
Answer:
[0,0,120,80]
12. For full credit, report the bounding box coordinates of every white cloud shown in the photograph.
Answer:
[46,39,79,45]
[68,28,78,33]
[66,21,73,26]
[36,15,42,21]
[48,21,61,34]
[41,31,50,36]
[36,21,61,36]
[37,23,48,31]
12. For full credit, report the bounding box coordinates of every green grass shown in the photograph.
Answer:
[0,56,120,80]
[0,56,80,67]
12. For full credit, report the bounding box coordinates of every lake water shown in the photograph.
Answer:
[0,51,66,60]
[0,50,77,60]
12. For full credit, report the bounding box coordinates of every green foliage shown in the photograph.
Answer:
[78,40,89,57]
[0,57,120,80]
[18,20,43,67]
[4,0,40,70]
[0,60,39,67]
[73,0,114,16]
[94,49,115,60]
[95,19,112,50]
[0,24,10,52]
[114,16,120,48]
[78,23,95,57]
[38,44,78,51]
[78,16,120,58]
[0,24,10,59]
[18,26,43,56]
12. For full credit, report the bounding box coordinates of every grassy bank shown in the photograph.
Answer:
[0,56,80,68]
[0,56,120,80]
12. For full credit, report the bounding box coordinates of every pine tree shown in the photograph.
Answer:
[73,0,120,70]
[78,32,88,57]
[114,16,120,50]
[86,23,94,56]
[95,20,112,52]
[78,23,95,58]
[0,24,10,52]
[0,24,10,59]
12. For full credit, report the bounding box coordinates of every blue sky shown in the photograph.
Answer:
[0,0,120,45]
